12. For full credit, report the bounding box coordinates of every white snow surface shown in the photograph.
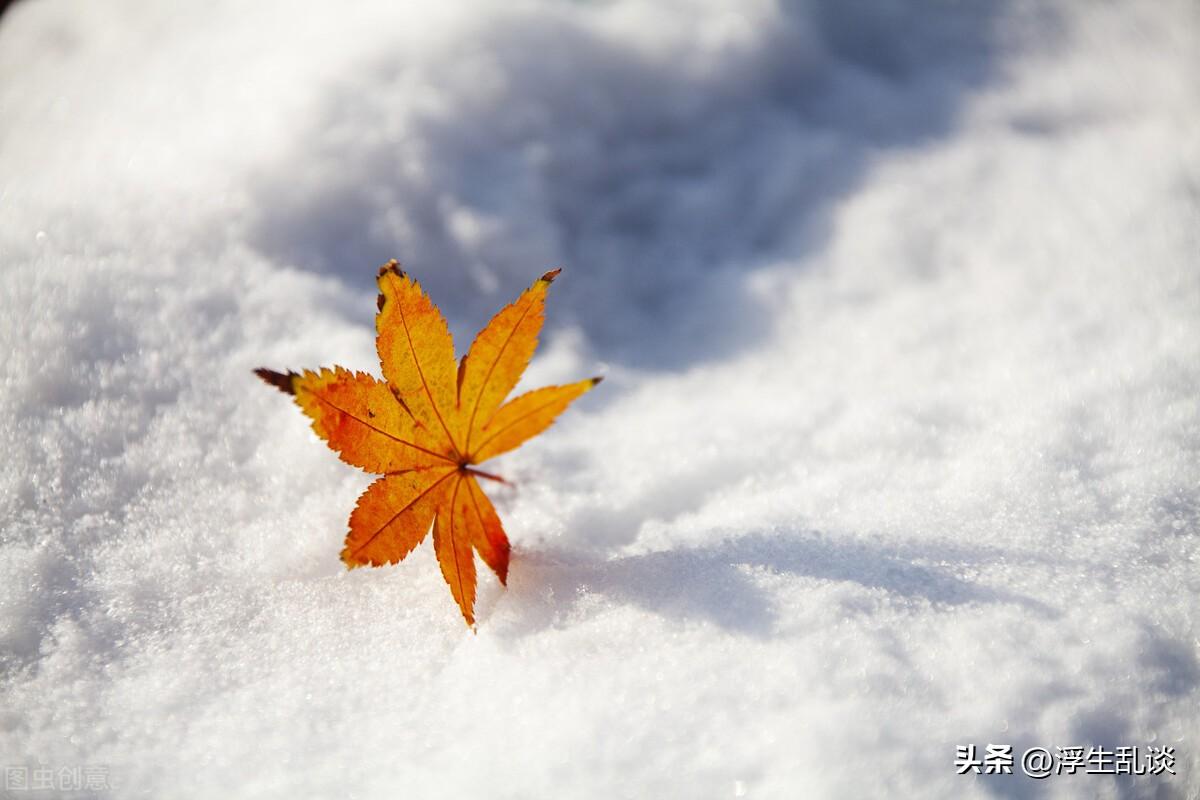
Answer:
[2,0,1198,797]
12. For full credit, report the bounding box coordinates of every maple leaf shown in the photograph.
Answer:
[255,261,600,625]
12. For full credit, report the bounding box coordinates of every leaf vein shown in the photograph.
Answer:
[309,391,456,465]
[444,475,468,611]
[464,297,537,456]
[351,469,456,558]
[386,270,462,459]
[472,393,569,457]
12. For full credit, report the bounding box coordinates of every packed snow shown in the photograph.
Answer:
[1,0,1198,797]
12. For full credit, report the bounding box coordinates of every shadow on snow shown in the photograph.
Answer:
[246,0,1040,370]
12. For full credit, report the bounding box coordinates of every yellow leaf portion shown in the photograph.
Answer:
[290,367,453,473]
[342,468,456,567]
[375,262,461,459]
[433,475,478,625]
[471,378,601,463]
[464,474,509,585]
[458,269,557,457]
[258,263,602,626]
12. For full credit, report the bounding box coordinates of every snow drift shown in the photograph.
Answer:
[1,0,1197,797]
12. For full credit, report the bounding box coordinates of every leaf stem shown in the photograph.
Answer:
[465,467,510,485]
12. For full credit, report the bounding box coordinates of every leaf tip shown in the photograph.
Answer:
[254,367,297,395]
[590,375,604,386]
[539,268,562,284]
[377,259,404,279]
[375,260,408,311]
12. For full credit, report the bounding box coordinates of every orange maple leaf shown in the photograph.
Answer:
[256,261,600,625]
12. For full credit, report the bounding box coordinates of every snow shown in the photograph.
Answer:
[1,0,1198,797]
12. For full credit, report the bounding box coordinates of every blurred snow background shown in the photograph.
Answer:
[1,0,1198,797]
